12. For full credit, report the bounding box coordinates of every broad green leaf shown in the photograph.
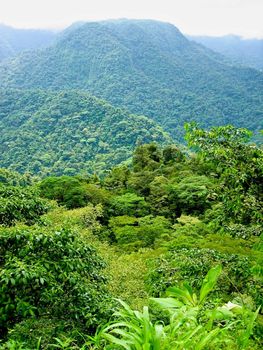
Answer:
[150,297,183,309]
[199,265,222,305]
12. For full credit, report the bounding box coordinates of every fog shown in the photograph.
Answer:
[0,0,262,38]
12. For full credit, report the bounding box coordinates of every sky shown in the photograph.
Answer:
[0,0,263,38]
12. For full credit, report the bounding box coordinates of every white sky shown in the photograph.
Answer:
[0,0,262,38]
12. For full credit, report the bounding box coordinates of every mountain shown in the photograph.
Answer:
[0,19,262,140]
[0,24,56,61]
[0,89,171,176]
[188,35,263,71]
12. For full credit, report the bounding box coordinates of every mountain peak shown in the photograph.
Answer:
[0,18,262,142]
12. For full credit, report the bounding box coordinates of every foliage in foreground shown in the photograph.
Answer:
[146,247,263,307]
[4,266,259,349]
[0,226,112,339]
[88,265,260,350]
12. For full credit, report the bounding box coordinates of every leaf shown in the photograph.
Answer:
[199,265,222,305]
[150,297,183,309]
[103,333,131,350]
[195,328,221,350]
[167,285,195,306]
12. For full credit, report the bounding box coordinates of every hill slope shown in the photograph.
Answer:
[0,89,171,176]
[188,35,263,71]
[0,24,56,61]
[0,19,262,139]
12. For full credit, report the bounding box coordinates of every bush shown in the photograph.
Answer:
[0,226,112,337]
[0,185,50,226]
[226,224,263,239]
[6,318,68,349]
[89,266,260,350]
[146,247,262,307]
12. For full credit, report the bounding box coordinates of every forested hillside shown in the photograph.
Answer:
[0,16,262,350]
[0,19,262,139]
[0,125,262,349]
[0,24,56,61]
[0,89,171,176]
[188,35,263,71]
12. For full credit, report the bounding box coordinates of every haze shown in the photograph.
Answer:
[0,0,263,38]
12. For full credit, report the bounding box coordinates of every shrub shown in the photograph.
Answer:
[226,224,263,239]
[89,266,260,350]
[0,185,50,226]
[0,226,112,337]
[146,247,262,307]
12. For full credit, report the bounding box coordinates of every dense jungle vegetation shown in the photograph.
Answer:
[0,124,262,349]
[0,89,171,176]
[0,18,262,350]
[0,20,262,140]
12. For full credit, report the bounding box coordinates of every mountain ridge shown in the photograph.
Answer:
[0,19,262,140]
[188,34,263,71]
[0,24,56,61]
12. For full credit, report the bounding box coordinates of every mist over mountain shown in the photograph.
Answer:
[0,19,262,140]
[188,34,263,71]
[0,24,56,61]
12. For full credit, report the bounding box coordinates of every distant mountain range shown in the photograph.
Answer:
[188,35,263,71]
[1,22,262,71]
[0,24,56,61]
[0,19,262,142]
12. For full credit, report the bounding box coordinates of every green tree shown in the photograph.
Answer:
[109,215,171,249]
[0,168,32,187]
[38,176,88,209]
[103,165,130,190]
[185,123,263,224]
[108,192,149,217]
[168,175,214,216]
[132,143,162,172]
[162,144,185,164]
